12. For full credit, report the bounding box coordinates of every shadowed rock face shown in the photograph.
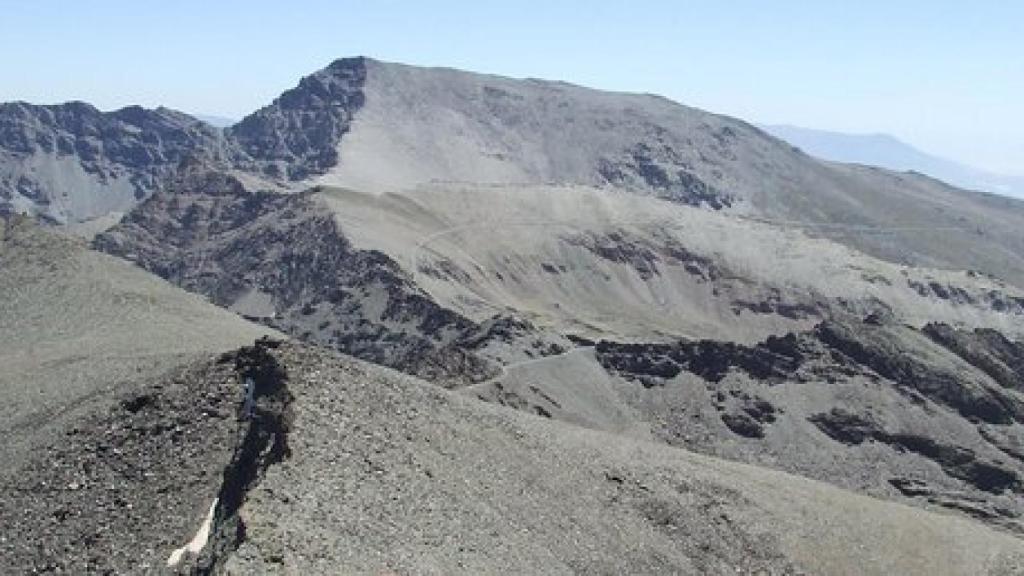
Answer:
[598,318,1024,431]
[595,330,839,386]
[0,337,297,574]
[0,58,368,224]
[5,58,1024,290]
[815,320,1024,425]
[810,408,1021,494]
[95,168,494,383]
[924,322,1024,393]
[227,57,367,180]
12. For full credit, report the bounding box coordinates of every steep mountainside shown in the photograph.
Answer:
[4,58,1024,285]
[301,182,1024,531]
[0,102,233,224]
[95,169,565,384]
[8,57,1024,572]
[306,58,1024,287]
[317,183,1024,344]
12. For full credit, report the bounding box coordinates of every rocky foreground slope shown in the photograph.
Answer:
[4,337,1024,575]
[0,217,275,475]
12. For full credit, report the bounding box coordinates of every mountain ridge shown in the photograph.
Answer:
[5,56,1024,286]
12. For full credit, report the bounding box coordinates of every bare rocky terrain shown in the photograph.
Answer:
[0,102,236,225]
[0,217,275,469]
[93,167,565,385]
[3,57,1024,574]
[0,218,278,572]
[6,336,1024,575]
[585,315,1024,531]
[6,57,1024,289]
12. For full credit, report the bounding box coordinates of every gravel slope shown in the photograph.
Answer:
[319,183,1024,344]
[219,342,1024,575]
[0,217,277,476]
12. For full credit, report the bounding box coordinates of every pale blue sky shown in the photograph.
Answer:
[1,1,1021,175]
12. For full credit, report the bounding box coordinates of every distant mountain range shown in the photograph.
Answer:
[761,124,1024,199]
[193,113,236,127]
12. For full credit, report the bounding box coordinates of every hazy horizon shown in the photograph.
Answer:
[1,1,1021,176]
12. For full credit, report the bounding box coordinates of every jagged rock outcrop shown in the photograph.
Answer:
[592,315,1024,531]
[0,346,248,573]
[564,228,724,282]
[0,102,232,223]
[597,142,735,208]
[194,338,295,573]
[924,322,1024,392]
[227,57,367,180]
[816,320,1024,425]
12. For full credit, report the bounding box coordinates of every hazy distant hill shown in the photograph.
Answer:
[761,124,1024,199]
[194,113,237,127]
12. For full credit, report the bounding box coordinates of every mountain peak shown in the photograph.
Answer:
[324,55,372,72]
[226,57,368,180]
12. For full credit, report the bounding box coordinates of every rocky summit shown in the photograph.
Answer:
[3,56,1024,575]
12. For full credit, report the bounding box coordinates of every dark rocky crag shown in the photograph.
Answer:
[597,141,735,209]
[227,57,368,181]
[0,348,246,573]
[94,167,501,383]
[0,58,370,225]
[0,337,297,574]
